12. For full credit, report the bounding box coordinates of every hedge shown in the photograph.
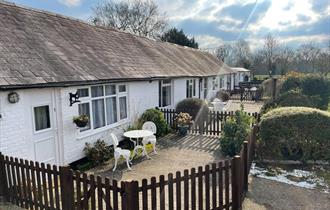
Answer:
[259,107,330,161]
[176,98,209,120]
[139,108,169,137]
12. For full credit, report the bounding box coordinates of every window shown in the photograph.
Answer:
[77,88,89,98]
[219,76,225,88]
[159,80,172,107]
[34,105,51,131]
[78,103,91,131]
[203,78,208,99]
[186,79,196,98]
[212,77,218,90]
[77,84,128,132]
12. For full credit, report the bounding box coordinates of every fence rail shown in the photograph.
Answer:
[159,108,260,136]
[0,126,258,210]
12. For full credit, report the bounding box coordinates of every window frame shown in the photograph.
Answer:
[32,104,52,134]
[212,77,218,90]
[186,79,197,98]
[159,79,172,108]
[77,83,129,133]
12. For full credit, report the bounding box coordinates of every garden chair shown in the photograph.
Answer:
[142,121,157,154]
[110,133,132,171]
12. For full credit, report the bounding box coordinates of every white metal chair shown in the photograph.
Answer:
[110,133,132,171]
[142,121,157,154]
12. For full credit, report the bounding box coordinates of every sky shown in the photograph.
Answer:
[6,0,330,51]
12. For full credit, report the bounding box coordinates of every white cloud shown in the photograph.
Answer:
[194,35,224,49]
[58,0,82,7]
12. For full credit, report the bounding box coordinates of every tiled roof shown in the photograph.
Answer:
[0,2,231,89]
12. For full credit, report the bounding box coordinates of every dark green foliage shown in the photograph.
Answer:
[160,28,199,49]
[83,140,113,166]
[261,90,322,114]
[220,110,252,157]
[280,76,302,94]
[175,98,209,120]
[216,90,230,102]
[139,108,169,137]
[259,107,330,161]
[301,76,330,109]
[263,75,330,113]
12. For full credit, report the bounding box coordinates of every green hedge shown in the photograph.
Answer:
[260,107,330,161]
[176,98,209,120]
[139,108,169,137]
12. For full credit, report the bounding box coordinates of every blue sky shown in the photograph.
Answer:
[7,0,330,50]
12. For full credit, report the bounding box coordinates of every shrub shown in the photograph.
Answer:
[220,109,252,157]
[301,76,330,109]
[216,90,230,102]
[139,108,169,137]
[176,98,209,120]
[259,107,330,161]
[83,140,113,166]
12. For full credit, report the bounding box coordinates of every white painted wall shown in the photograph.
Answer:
[0,76,227,165]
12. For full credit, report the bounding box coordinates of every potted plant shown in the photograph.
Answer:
[73,115,89,128]
[175,112,192,136]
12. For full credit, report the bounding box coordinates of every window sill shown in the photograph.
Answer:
[76,119,129,140]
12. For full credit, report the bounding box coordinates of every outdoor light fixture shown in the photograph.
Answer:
[69,92,80,106]
[8,92,19,104]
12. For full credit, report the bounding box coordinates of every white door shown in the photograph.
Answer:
[30,90,58,164]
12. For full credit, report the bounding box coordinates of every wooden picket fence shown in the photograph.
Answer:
[159,108,260,136]
[0,126,258,210]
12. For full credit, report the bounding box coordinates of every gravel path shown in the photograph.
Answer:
[243,176,330,210]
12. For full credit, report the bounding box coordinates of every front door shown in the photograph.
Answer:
[30,90,57,164]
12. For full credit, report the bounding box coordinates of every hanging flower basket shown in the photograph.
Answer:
[73,115,89,128]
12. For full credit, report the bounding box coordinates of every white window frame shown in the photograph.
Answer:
[159,79,172,108]
[212,77,218,90]
[32,104,52,134]
[77,83,129,133]
[186,79,196,98]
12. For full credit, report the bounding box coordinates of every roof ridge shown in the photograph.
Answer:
[0,0,206,54]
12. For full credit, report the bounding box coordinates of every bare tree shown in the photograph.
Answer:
[297,42,321,72]
[215,44,232,62]
[316,43,330,76]
[92,0,167,38]
[232,39,252,68]
[276,46,295,75]
[262,33,280,76]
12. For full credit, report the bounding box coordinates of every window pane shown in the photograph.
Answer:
[77,88,89,98]
[105,85,116,95]
[78,103,91,131]
[91,86,104,97]
[34,106,50,131]
[162,86,171,106]
[119,96,127,119]
[92,99,105,129]
[163,79,171,84]
[193,79,196,96]
[118,85,126,93]
[106,97,117,124]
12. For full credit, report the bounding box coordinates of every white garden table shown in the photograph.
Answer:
[123,130,153,159]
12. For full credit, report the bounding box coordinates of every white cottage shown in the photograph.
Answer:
[0,2,232,165]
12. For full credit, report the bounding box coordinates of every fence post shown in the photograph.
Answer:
[122,181,139,210]
[60,166,74,210]
[243,141,248,192]
[272,78,277,100]
[0,153,9,202]
[231,155,241,210]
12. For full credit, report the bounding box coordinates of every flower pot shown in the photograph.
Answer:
[178,125,189,136]
[74,120,88,128]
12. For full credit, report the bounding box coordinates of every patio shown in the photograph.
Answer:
[87,133,224,182]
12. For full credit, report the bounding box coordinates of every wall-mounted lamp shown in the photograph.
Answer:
[69,92,80,106]
[8,92,19,104]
